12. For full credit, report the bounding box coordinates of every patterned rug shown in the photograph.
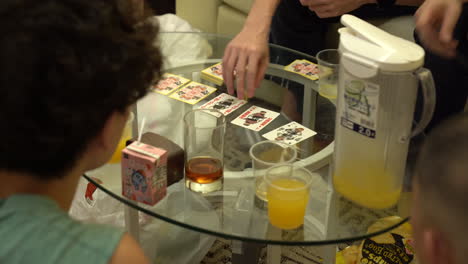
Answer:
[201,238,325,264]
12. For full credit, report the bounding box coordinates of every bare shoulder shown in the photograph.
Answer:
[108,233,150,264]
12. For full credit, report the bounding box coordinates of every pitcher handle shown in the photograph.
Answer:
[411,68,436,137]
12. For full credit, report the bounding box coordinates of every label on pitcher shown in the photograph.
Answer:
[340,77,379,139]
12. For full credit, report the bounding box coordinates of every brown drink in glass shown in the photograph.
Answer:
[185,156,223,184]
[184,109,226,193]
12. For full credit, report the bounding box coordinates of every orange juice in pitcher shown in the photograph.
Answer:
[333,164,402,209]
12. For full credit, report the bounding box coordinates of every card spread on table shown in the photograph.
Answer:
[169,81,217,105]
[262,121,317,145]
[201,62,224,86]
[231,106,280,131]
[199,93,247,116]
[151,73,190,95]
[284,59,319,81]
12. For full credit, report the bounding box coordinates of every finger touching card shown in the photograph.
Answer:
[151,73,190,95]
[199,93,247,116]
[169,81,217,105]
[231,106,280,132]
[262,121,317,145]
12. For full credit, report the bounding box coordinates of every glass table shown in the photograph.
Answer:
[83,33,411,263]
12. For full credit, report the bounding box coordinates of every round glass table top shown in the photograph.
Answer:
[83,32,410,246]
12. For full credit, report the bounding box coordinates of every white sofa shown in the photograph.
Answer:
[175,0,416,46]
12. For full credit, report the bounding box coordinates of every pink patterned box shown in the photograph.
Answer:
[121,141,167,206]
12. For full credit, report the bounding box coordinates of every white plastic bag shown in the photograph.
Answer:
[147,14,213,69]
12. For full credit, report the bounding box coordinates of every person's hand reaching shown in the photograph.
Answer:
[415,0,464,58]
[299,0,373,18]
[222,28,269,99]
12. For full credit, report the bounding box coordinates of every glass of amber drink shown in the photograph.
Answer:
[184,109,226,193]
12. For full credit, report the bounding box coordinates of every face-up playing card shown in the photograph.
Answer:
[202,63,223,79]
[201,63,224,86]
[284,59,319,81]
[231,106,280,132]
[199,93,247,116]
[151,73,190,95]
[169,81,217,105]
[262,121,317,145]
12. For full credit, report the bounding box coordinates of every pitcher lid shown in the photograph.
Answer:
[339,15,425,72]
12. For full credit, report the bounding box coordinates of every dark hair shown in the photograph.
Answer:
[0,0,162,179]
[415,112,468,228]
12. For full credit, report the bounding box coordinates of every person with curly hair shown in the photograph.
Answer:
[0,0,162,263]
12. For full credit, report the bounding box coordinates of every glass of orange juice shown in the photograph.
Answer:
[108,112,134,164]
[250,141,297,209]
[265,164,314,230]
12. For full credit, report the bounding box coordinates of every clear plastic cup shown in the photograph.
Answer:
[249,141,297,209]
[264,164,314,229]
[317,49,340,99]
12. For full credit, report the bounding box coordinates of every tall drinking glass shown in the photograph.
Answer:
[317,49,340,99]
[250,141,297,209]
[265,164,314,230]
[184,109,226,193]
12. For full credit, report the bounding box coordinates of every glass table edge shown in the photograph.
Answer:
[83,174,410,246]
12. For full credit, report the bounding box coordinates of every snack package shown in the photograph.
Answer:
[336,216,416,264]
[358,216,416,264]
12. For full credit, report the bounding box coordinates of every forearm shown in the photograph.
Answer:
[243,0,281,37]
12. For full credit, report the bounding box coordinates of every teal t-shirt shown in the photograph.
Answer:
[0,194,125,264]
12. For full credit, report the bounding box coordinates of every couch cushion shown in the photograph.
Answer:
[217,4,247,36]
[176,0,222,33]
[223,0,253,14]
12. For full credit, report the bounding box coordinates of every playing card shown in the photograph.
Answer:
[262,121,317,145]
[202,62,223,79]
[151,73,190,95]
[201,63,223,85]
[284,59,319,81]
[231,106,280,132]
[199,93,247,116]
[169,81,217,105]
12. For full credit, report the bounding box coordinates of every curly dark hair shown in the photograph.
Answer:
[0,0,162,179]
